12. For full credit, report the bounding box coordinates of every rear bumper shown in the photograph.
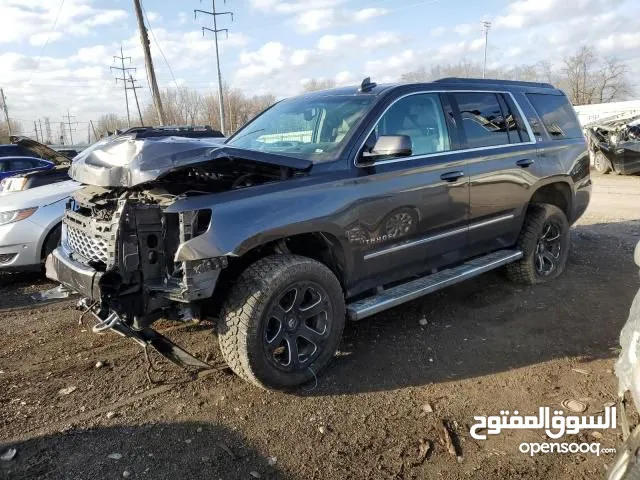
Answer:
[45,246,103,300]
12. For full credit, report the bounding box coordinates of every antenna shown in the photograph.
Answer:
[359,77,377,92]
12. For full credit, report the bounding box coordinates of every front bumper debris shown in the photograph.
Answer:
[45,246,102,301]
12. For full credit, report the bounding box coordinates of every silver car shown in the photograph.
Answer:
[0,180,81,271]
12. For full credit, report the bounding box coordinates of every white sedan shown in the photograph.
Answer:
[0,180,81,271]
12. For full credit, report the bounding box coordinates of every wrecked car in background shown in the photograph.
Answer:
[46,78,590,390]
[585,113,640,175]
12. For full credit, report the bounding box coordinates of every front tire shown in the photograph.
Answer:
[218,255,346,390]
[593,151,612,174]
[506,204,570,285]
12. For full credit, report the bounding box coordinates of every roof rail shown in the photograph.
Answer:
[434,77,555,89]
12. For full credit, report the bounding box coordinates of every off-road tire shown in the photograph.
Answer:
[506,204,570,285]
[593,151,612,174]
[218,254,345,390]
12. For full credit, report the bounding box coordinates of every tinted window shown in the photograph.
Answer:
[9,159,37,171]
[526,93,583,140]
[370,93,451,159]
[0,160,7,172]
[453,92,510,148]
[0,145,35,158]
[502,94,531,143]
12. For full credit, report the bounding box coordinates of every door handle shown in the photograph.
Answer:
[440,171,465,182]
[516,158,535,168]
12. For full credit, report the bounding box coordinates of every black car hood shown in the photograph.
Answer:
[69,135,313,188]
[10,136,71,165]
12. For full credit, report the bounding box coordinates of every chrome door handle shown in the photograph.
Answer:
[440,171,465,182]
[516,158,535,168]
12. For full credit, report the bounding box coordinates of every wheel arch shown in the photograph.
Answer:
[527,180,573,222]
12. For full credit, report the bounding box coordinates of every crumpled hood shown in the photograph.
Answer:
[69,135,313,188]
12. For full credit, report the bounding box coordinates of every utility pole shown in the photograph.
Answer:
[195,0,233,135]
[481,20,491,79]
[33,121,40,142]
[111,46,135,128]
[0,88,12,137]
[38,119,44,144]
[63,111,77,145]
[90,120,98,141]
[128,74,145,126]
[133,0,166,125]
[59,122,66,145]
[45,117,52,144]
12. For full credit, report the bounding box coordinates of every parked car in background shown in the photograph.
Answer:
[0,136,72,194]
[0,179,81,271]
[46,77,590,389]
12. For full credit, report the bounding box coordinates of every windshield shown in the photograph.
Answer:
[227,95,375,162]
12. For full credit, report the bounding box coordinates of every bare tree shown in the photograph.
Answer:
[302,79,336,92]
[561,45,632,104]
[96,114,127,137]
[595,56,632,103]
[0,120,21,144]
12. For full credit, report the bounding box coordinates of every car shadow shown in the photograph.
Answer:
[0,421,290,480]
[301,221,640,396]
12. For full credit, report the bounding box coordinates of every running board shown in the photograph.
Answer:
[347,249,523,321]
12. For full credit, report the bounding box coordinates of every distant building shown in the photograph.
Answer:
[574,100,640,126]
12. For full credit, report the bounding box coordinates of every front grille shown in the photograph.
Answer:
[66,224,109,264]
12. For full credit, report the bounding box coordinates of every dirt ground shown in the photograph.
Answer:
[1,174,639,480]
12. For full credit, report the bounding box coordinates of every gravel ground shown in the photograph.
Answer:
[1,173,639,480]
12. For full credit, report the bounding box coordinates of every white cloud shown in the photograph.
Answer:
[431,26,446,37]
[354,8,389,22]
[29,31,62,47]
[0,1,128,45]
[454,24,474,35]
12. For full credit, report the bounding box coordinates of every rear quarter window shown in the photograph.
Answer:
[526,93,583,140]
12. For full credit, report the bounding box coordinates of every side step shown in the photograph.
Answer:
[347,249,523,321]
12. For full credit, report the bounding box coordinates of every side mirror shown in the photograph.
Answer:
[361,135,412,162]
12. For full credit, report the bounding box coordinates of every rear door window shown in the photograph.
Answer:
[451,92,510,148]
[526,93,583,140]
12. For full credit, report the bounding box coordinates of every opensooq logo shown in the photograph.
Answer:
[469,406,616,440]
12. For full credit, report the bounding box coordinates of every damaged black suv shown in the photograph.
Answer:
[47,78,591,389]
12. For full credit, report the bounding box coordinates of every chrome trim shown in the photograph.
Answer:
[363,213,515,260]
[354,90,536,168]
[349,249,524,320]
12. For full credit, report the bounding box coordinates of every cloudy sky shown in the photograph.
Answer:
[1,0,639,142]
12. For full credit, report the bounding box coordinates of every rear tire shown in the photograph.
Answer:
[218,255,345,390]
[506,204,570,285]
[593,151,612,174]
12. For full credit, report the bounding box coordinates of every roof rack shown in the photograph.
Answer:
[434,77,555,89]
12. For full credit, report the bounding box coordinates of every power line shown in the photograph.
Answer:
[195,0,234,135]
[111,45,136,128]
[27,0,66,84]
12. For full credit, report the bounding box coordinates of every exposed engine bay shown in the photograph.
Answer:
[61,157,301,325]
[45,133,312,369]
